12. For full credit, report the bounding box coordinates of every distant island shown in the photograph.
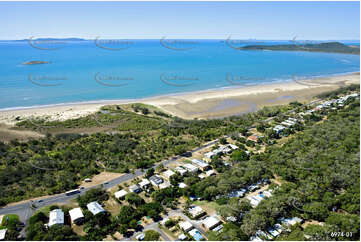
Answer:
[22,61,50,65]
[242,42,360,54]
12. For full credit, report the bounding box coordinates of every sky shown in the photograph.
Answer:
[0,1,359,40]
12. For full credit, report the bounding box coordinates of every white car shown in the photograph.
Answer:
[136,233,145,241]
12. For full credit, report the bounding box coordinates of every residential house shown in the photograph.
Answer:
[114,189,128,200]
[138,179,151,189]
[179,182,188,188]
[162,169,176,180]
[247,135,259,143]
[69,207,84,224]
[48,209,64,227]
[188,206,206,219]
[191,159,209,171]
[87,201,105,215]
[129,184,142,193]
[205,169,216,177]
[179,221,193,232]
[149,175,164,188]
[273,125,286,134]
[159,181,171,189]
[174,166,188,176]
[178,234,187,241]
[0,229,7,241]
[183,163,199,173]
[189,229,204,241]
[202,216,222,230]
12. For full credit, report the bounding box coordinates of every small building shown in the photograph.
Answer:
[159,181,171,189]
[268,227,281,238]
[162,169,176,180]
[178,233,187,241]
[273,125,286,134]
[198,174,206,179]
[183,163,199,173]
[202,216,222,230]
[69,207,84,224]
[179,221,193,232]
[247,135,259,143]
[205,169,216,177]
[191,159,209,171]
[139,179,151,189]
[188,206,206,219]
[174,166,188,176]
[281,121,293,127]
[149,175,164,187]
[129,184,142,193]
[280,217,303,226]
[0,229,7,241]
[189,229,204,241]
[204,151,215,160]
[84,178,92,182]
[179,182,188,188]
[48,209,64,227]
[114,189,128,199]
[87,201,105,215]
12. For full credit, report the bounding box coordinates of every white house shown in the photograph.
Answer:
[179,182,188,188]
[149,175,164,187]
[87,201,105,215]
[183,163,199,173]
[69,207,84,224]
[49,209,64,227]
[162,169,176,179]
[174,166,188,176]
[205,169,216,177]
[191,159,209,171]
[202,216,222,230]
[139,179,151,189]
[188,206,205,218]
[273,125,286,134]
[129,184,142,193]
[114,189,128,199]
[159,181,171,189]
[179,221,193,232]
[0,229,7,241]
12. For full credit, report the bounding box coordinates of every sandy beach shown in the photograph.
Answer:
[0,72,359,127]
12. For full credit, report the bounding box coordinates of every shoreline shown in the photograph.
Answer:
[0,72,359,126]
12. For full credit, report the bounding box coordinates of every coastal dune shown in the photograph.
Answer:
[0,73,359,126]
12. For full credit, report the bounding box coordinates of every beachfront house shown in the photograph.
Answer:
[129,184,142,193]
[48,209,64,227]
[202,216,222,230]
[188,205,206,219]
[183,163,199,173]
[69,207,84,225]
[191,159,209,171]
[0,229,7,241]
[87,201,105,215]
[138,178,151,189]
[114,189,128,200]
[174,166,188,176]
[179,221,193,232]
[149,175,164,187]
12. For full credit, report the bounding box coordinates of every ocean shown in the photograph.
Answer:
[0,39,359,110]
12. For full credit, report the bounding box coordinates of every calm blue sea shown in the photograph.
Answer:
[0,40,359,110]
